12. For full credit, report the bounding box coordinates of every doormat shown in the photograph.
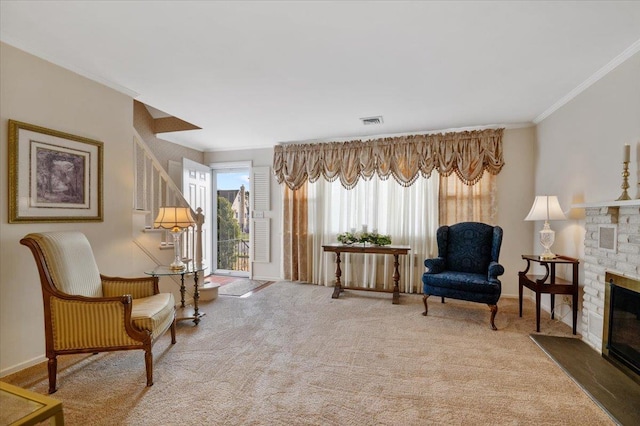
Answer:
[204,275,239,286]
[217,279,273,297]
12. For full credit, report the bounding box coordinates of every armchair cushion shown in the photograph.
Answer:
[426,271,501,295]
[440,222,496,274]
[30,232,103,297]
[132,293,176,340]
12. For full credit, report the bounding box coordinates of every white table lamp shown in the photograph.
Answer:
[525,195,566,260]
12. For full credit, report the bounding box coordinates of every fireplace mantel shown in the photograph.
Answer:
[572,199,640,208]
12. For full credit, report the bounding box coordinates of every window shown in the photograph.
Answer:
[308,174,439,293]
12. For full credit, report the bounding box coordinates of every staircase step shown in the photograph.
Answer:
[199,282,220,301]
[143,228,164,233]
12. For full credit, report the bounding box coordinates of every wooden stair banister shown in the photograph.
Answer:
[132,129,203,267]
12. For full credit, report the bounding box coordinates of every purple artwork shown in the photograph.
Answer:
[36,147,86,204]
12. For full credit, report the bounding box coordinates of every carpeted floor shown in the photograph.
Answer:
[2,282,614,425]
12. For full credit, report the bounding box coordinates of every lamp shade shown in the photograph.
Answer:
[524,196,566,222]
[153,206,195,231]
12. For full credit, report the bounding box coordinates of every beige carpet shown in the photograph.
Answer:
[2,282,614,425]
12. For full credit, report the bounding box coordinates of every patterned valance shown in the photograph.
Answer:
[273,128,504,190]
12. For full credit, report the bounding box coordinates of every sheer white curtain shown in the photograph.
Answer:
[308,174,439,293]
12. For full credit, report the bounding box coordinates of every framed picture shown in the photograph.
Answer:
[8,120,103,223]
[598,224,617,253]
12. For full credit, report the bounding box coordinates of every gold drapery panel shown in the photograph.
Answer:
[273,128,504,190]
[283,183,310,281]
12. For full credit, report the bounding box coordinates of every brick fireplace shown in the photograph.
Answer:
[580,202,640,356]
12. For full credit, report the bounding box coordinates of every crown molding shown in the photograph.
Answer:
[534,39,640,124]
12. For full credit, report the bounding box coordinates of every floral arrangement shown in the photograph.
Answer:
[337,230,392,246]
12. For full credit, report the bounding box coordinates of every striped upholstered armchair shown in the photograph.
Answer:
[21,231,176,393]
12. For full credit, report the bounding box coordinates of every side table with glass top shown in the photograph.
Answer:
[145,265,207,325]
[0,381,64,425]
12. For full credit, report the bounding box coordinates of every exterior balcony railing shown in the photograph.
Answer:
[217,238,250,272]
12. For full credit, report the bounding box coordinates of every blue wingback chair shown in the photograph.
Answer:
[422,222,504,330]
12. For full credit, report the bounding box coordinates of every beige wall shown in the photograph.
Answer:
[537,52,640,211]
[0,43,147,374]
[497,127,536,296]
[534,51,640,324]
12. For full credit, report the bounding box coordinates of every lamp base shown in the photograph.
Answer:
[170,229,186,270]
[539,251,556,260]
[170,261,186,271]
[539,222,556,260]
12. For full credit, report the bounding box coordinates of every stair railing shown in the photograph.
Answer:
[132,130,203,267]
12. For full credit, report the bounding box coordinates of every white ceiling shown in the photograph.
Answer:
[2,1,640,152]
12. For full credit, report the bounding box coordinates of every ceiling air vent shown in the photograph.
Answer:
[360,116,384,125]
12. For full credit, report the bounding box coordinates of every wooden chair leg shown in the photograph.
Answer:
[145,348,153,386]
[170,319,177,344]
[422,295,430,316]
[489,304,498,331]
[47,356,58,394]
[441,297,445,303]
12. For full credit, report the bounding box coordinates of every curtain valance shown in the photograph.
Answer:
[273,128,504,190]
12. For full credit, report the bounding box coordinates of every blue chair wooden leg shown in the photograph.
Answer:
[489,304,498,330]
[422,295,430,316]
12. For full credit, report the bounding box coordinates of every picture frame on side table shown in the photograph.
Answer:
[597,224,617,253]
[8,120,103,223]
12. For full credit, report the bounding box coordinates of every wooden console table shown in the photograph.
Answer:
[322,243,411,304]
[518,255,579,334]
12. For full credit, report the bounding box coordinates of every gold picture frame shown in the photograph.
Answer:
[8,120,103,223]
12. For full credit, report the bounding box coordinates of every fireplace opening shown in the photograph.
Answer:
[608,284,640,374]
[603,272,640,383]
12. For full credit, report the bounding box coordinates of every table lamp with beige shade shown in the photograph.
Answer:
[525,195,566,260]
[154,206,196,270]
